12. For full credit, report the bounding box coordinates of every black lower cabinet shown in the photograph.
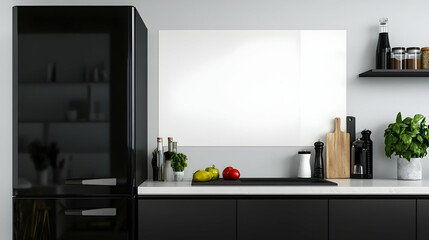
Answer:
[13,198,132,240]
[329,199,416,240]
[138,198,424,240]
[417,200,429,240]
[138,199,236,240]
[237,200,328,240]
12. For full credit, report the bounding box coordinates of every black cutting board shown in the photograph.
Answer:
[191,178,337,186]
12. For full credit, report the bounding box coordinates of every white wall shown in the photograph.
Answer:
[133,0,429,179]
[158,30,347,147]
[3,0,429,238]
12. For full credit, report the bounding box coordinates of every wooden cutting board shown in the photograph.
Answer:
[326,117,350,179]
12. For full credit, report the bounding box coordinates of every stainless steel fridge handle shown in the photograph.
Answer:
[65,208,117,216]
[65,178,117,186]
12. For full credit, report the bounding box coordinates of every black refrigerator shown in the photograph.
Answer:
[12,6,147,240]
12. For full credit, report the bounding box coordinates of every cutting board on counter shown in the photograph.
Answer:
[326,117,350,179]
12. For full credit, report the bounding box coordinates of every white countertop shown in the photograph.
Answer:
[138,179,429,195]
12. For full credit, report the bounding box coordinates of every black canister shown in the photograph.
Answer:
[313,140,324,179]
[351,139,367,178]
[350,129,373,179]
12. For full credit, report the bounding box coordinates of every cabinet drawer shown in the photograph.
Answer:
[417,200,429,240]
[329,199,416,240]
[237,199,328,240]
[138,199,236,240]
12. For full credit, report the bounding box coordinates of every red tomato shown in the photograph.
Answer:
[222,167,233,180]
[228,169,240,180]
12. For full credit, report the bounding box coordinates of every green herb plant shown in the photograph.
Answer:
[170,153,188,172]
[384,112,429,161]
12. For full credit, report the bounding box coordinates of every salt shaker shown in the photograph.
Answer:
[298,151,311,178]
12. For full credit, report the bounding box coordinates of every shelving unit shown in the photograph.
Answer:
[359,69,429,77]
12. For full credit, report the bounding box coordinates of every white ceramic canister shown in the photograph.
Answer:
[298,151,312,178]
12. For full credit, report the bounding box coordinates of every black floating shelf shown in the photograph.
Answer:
[359,69,429,77]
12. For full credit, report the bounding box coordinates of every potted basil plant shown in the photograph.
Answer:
[384,112,429,180]
[170,153,188,181]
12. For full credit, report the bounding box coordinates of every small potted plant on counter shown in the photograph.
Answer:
[171,153,188,181]
[384,112,429,180]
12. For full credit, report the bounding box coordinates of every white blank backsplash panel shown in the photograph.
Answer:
[159,30,346,146]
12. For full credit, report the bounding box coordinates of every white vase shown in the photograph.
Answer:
[397,157,422,180]
[174,171,184,181]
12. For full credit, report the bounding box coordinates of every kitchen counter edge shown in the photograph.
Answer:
[138,179,429,195]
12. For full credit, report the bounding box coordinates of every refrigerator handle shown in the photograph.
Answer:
[65,208,117,216]
[65,178,117,186]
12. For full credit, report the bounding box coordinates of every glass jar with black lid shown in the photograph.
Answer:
[406,47,421,69]
[391,47,406,69]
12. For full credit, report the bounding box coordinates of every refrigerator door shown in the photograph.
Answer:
[13,198,134,240]
[13,6,144,196]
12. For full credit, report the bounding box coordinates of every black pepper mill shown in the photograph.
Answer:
[313,140,324,179]
[361,129,373,179]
